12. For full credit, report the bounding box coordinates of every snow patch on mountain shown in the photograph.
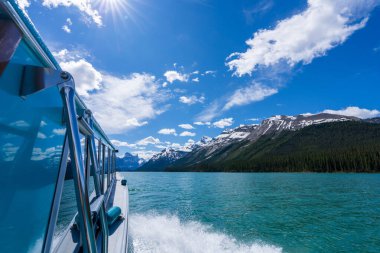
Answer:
[140,113,361,170]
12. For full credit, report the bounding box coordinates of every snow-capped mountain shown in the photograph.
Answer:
[150,147,188,162]
[138,147,189,171]
[244,113,358,142]
[116,152,145,171]
[199,113,358,150]
[139,113,361,171]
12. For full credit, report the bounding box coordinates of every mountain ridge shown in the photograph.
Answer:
[121,113,379,172]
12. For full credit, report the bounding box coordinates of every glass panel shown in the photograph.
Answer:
[88,170,96,200]
[107,148,110,188]
[80,135,94,200]
[0,63,65,252]
[103,146,108,193]
[97,140,103,191]
[52,153,77,249]
[111,150,115,181]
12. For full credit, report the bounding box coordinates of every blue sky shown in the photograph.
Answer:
[20,0,380,159]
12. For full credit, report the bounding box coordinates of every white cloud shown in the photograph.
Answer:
[227,0,376,76]
[60,59,102,97]
[86,73,167,133]
[224,83,278,110]
[125,118,148,127]
[16,0,30,12]
[194,121,211,126]
[154,138,196,152]
[62,18,73,33]
[203,70,217,76]
[53,49,89,62]
[196,101,220,122]
[178,124,194,130]
[164,70,189,83]
[179,131,196,137]
[136,136,161,146]
[132,150,158,160]
[158,128,177,135]
[52,128,66,135]
[179,95,205,105]
[37,132,47,139]
[42,0,102,26]
[162,82,168,87]
[62,25,71,33]
[322,106,380,119]
[213,118,234,129]
[192,77,199,82]
[10,120,29,128]
[31,146,61,161]
[111,139,137,149]
[55,49,168,134]
[243,0,274,24]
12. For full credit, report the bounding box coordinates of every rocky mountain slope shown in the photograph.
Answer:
[139,113,363,171]
[138,148,189,171]
[169,120,380,172]
[116,152,144,171]
[170,113,359,168]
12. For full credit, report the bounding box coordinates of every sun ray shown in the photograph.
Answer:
[94,0,146,27]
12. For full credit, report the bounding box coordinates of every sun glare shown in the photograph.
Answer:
[95,0,141,25]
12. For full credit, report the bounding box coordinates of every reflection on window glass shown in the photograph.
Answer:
[97,140,103,191]
[88,160,96,200]
[80,133,86,162]
[52,152,77,250]
[103,146,108,193]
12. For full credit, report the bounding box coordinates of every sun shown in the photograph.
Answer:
[94,0,140,24]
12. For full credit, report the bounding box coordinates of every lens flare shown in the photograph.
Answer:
[94,0,142,25]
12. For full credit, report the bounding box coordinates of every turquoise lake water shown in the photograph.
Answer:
[124,172,380,253]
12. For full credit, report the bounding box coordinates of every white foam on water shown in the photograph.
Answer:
[129,213,282,253]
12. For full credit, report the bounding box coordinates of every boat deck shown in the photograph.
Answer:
[108,176,129,253]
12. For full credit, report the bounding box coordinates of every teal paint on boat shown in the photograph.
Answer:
[6,40,44,67]
[107,206,122,226]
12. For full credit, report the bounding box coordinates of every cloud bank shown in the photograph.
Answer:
[227,0,377,76]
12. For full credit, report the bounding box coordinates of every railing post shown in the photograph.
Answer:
[58,72,97,253]
[86,110,109,253]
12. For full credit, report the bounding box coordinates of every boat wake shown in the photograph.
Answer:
[128,213,282,253]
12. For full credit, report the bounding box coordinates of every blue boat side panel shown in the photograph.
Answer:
[10,40,45,67]
[0,49,66,252]
[6,0,60,69]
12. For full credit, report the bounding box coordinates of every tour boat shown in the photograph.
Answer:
[0,1,129,252]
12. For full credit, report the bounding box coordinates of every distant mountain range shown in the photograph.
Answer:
[116,152,145,171]
[117,113,380,172]
[138,148,188,171]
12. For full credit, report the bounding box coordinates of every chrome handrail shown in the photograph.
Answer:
[86,110,109,253]
[43,136,70,253]
[59,72,97,253]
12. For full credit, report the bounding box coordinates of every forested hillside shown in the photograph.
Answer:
[167,121,380,172]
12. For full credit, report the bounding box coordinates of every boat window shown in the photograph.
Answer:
[112,151,116,181]
[110,151,114,181]
[0,65,65,252]
[107,148,111,188]
[52,151,77,250]
[103,145,108,193]
[97,139,103,191]
[87,138,95,200]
